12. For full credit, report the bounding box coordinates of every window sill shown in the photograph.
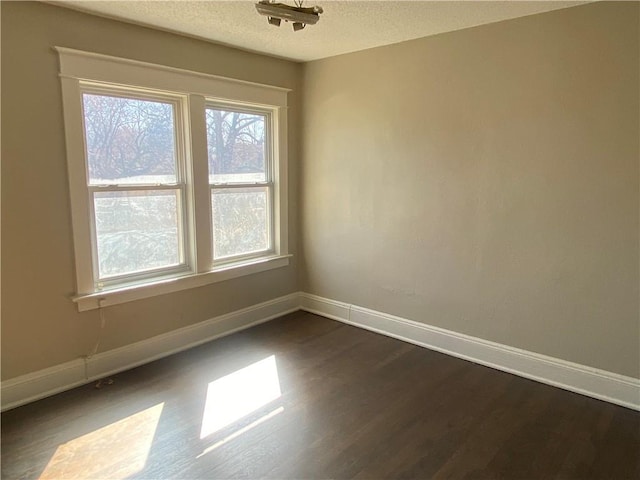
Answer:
[72,254,292,312]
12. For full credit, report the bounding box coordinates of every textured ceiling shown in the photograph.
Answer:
[53,1,588,62]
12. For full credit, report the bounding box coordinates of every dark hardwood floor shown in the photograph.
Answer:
[2,311,639,479]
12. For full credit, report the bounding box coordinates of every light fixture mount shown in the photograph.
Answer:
[255,0,323,31]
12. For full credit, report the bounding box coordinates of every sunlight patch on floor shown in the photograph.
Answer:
[39,403,164,480]
[200,355,281,439]
[197,406,284,458]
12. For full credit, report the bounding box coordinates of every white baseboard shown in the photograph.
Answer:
[299,293,640,411]
[4,291,638,412]
[1,293,300,411]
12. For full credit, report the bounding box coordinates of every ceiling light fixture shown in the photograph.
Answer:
[255,0,323,31]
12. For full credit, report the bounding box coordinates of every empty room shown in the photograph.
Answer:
[1,1,639,478]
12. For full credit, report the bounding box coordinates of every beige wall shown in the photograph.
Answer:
[301,2,639,377]
[1,2,302,380]
[2,1,638,384]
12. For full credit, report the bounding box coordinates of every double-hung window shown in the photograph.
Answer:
[206,105,273,262]
[58,48,290,311]
[83,89,189,289]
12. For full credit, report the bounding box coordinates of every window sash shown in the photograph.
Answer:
[205,103,273,186]
[89,185,190,289]
[79,86,187,186]
[210,184,274,264]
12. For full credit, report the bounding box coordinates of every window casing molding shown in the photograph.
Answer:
[57,47,290,311]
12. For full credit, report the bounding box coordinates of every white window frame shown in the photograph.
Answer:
[205,102,275,264]
[57,47,290,311]
[81,86,192,289]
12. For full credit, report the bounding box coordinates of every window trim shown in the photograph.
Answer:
[57,47,290,311]
[71,255,292,312]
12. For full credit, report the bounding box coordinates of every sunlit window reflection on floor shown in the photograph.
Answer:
[197,406,284,458]
[39,403,164,480]
[200,355,281,439]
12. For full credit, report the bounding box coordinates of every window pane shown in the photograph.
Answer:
[83,94,177,185]
[94,190,182,279]
[206,108,266,184]
[212,187,269,259]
